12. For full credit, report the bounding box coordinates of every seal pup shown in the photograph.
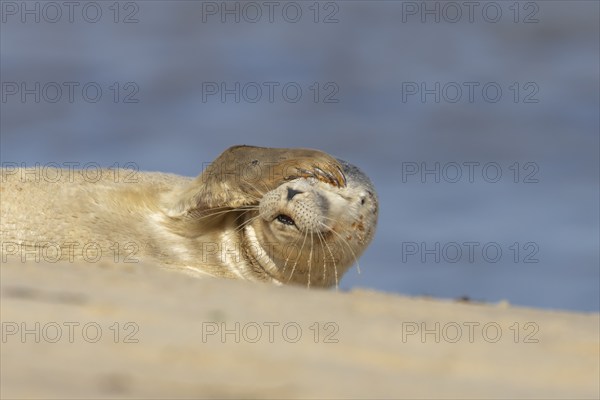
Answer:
[1,146,378,288]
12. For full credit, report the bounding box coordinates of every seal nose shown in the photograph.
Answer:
[287,187,303,201]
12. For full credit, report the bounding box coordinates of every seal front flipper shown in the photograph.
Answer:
[166,145,346,217]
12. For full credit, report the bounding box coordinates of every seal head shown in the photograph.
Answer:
[244,159,378,288]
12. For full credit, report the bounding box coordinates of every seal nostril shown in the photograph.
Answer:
[287,187,303,201]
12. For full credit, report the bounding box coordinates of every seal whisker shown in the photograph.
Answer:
[282,231,306,276]
[319,221,361,277]
[279,216,307,275]
[307,230,314,289]
[317,231,328,285]
[232,211,262,235]
[232,208,258,227]
[175,205,257,223]
[281,233,305,276]
[317,229,339,290]
[287,228,309,283]
[316,214,349,281]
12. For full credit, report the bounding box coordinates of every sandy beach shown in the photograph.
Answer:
[1,260,598,399]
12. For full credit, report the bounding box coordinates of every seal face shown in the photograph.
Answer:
[245,160,378,287]
[0,146,378,288]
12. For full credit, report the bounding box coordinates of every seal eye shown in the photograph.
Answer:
[276,214,296,226]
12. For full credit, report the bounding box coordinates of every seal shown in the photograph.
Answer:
[0,146,378,288]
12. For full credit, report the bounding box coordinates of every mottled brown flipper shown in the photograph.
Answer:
[169,145,346,216]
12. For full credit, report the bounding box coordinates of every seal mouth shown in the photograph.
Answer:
[275,214,296,227]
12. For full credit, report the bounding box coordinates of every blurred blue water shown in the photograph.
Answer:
[1,1,598,311]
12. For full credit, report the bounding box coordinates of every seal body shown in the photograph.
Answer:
[1,146,378,288]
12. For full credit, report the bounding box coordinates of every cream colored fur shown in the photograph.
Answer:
[1,146,378,287]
